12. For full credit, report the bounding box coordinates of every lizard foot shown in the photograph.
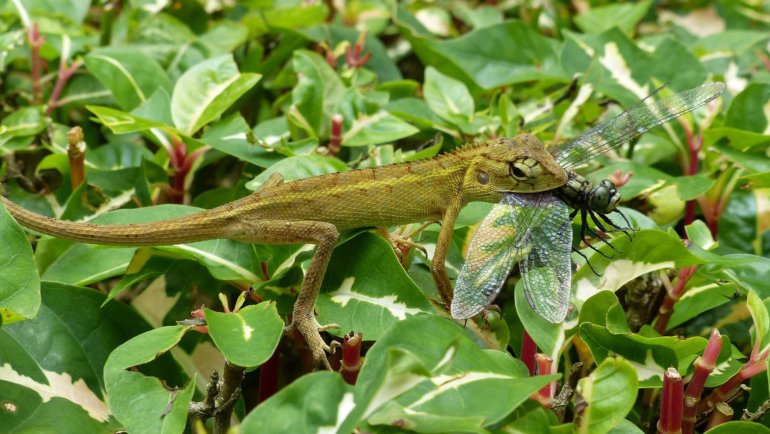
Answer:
[286,317,341,370]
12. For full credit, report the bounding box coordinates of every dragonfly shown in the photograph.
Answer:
[450,82,726,323]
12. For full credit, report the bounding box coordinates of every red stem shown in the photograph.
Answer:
[46,60,83,115]
[28,23,44,104]
[682,118,703,227]
[340,332,363,385]
[699,345,769,414]
[521,330,537,376]
[534,354,554,406]
[658,367,684,434]
[257,348,281,403]
[682,329,722,434]
[328,113,343,155]
[655,266,697,334]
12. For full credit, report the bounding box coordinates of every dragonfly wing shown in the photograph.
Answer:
[553,82,725,169]
[521,196,573,323]
[451,193,551,320]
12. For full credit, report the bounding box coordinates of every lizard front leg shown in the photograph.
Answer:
[431,201,462,307]
[230,219,339,370]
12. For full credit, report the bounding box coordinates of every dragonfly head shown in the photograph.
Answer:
[588,179,621,213]
[557,173,621,213]
[464,134,568,200]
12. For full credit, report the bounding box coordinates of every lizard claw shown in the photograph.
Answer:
[286,317,339,370]
[329,340,343,352]
[318,322,340,332]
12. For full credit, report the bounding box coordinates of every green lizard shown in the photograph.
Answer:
[1,133,567,369]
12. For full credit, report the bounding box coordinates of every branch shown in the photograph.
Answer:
[551,362,583,423]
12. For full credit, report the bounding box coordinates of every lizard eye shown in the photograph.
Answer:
[509,162,530,180]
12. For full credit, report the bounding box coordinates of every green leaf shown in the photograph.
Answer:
[205,302,284,368]
[86,105,171,134]
[200,115,284,168]
[41,245,136,286]
[747,292,770,357]
[570,229,752,314]
[243,3,329,36]
[345,315,554,432]
[574,1,652,36]
[171,54,261,135]
[104,325,193,434]
[575,357,638,434]
[240,372,353,432]
[725,82,770,133]
[400,20,564,90]
[0,386,117,434]
[0,282,169,432]
[579,323,713,387]
[686,220,717,250]
[245,154,346,190]
[341,110,419,146]
[0,107,47,148]
[423,66,474,122]
[85,48,172,111]
[290,50,345,138]
[0,201,41,323]
[706,422,770,434]
[317,233,433,340]
[515,279,565,358]
[21,0,91,24]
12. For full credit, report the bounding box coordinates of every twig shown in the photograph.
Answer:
[742,398,770,422]
[214,362,245,433]
[189,371,220,421]
[188,363,245,434]
[551,362,583,423]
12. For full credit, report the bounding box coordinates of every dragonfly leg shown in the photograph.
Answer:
[612,209,636,232]
[595,211,634,240]
[580,209,617,256]
[587,210,631,250]
[572,247,601,276]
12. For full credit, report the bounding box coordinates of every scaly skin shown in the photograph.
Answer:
[1,133,567,369]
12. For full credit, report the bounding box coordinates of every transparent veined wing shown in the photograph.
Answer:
[451,193,555,320]
[552,82,725,169]
[520,197,573,323]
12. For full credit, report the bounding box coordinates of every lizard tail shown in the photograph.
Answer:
[0,195,238,246]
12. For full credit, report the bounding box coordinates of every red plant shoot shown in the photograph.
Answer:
[658,367,684,434]
[682,329,722,434]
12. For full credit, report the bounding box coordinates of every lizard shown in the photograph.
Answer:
[0,133,568,369]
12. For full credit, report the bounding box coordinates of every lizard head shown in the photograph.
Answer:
[462,133,568,200]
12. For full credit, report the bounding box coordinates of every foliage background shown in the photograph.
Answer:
[0,0,769,433]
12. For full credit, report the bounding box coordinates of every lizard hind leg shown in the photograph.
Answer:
[230,219,340,370]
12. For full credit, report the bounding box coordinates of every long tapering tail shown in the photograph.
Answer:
[0,196,239,246]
